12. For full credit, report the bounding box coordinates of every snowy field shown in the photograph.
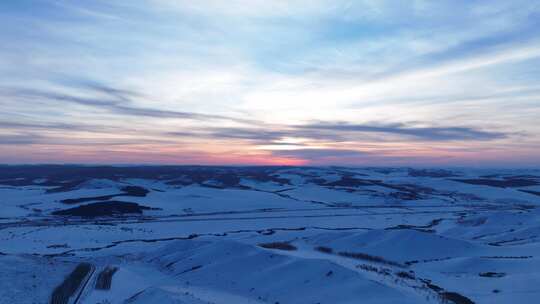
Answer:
[1,165,540,304]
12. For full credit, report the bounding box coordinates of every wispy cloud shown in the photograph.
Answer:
[2,83,253,123]
[0,134,41,145]
[0,1,539,166]
[296,122,508,141]
[270,148,364,160]
[165,122,508,144]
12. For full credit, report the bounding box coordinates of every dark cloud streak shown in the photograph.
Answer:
[166,122,507,143]
[1,79,509,153]
[2,84,253,123]
[270,148,364,160]
[296,122,507,141]
[0,134,41,145]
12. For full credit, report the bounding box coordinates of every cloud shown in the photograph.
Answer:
[167,122,508,143]
[296,122,508,141]
[0,120,137,134]
[369,16,540,81]
[0,134,41,145]
[2,82,253,123]
[1,1,538,166]
[270,148,364,160]
[0,121,87,131]
[0,131,171,147]
[190,128,290,142]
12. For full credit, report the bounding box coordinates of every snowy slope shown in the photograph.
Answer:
[1,166,539,304]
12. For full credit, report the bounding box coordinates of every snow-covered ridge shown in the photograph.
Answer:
[1,166,539,303]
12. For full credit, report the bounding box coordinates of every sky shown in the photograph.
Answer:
[1,0,540,167]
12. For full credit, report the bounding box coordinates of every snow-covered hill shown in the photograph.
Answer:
[1,166,539,303]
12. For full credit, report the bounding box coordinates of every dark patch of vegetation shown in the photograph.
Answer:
[440,291,475,304]
[408,169,458,178]
[124,289,146,303]
[482,174,540,180]
[366,167,401,174]
[357,264,391,275]
[315,246,333,254]
[387,218,442,231]
[357,264,379,272]
[47,180,86,193]
[52,201,158,217]
[121,186,149,196]
[337,251,403,267]
[46,244,69,249]
[61,194,117,205]
[372,181,437,200]
[0,165,293,191]
[479,174,500,178]
[515,204,536,210]
[61,186,150,204]
[50,263,92,304]
[95,266,118,290]
[178,265,203,275]
[427,283,443,293]
[166,168,289,188]
[319,174,436,200]
[479,272,505,278]
[452,178,538,188]
[389,191,421,200]
[405,257,453,265]
[421,279,444,293]
[325,177,373,187]
[520,189,540,197]
[421,278,475,303]
[488,237,528,246]
[259,242,297,251]
[458,217,487,227]
[396,271,415,280]
[481,255,532,259]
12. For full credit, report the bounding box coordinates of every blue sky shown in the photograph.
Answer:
[1,0,540,166]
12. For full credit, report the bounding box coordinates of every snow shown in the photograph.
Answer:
[0,255,74,304]
[1,166,540,303]
[305,229,485,262]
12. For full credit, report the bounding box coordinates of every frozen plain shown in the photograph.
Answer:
[1,165,539,304]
